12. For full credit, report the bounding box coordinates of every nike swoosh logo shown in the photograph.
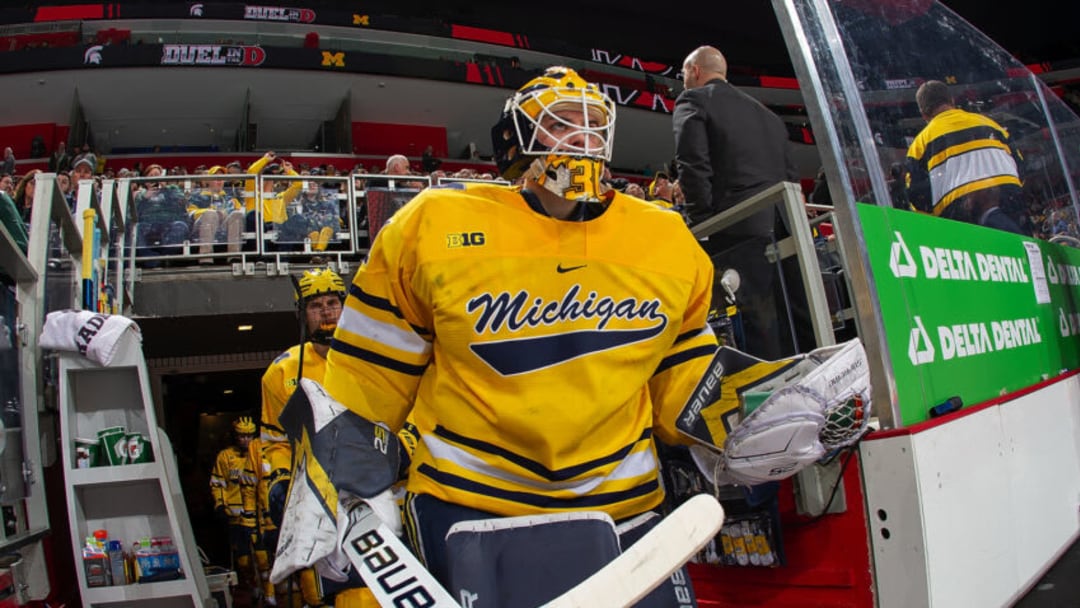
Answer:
[556,264,587,273]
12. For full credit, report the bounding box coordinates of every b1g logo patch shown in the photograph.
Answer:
[447,232,486,248]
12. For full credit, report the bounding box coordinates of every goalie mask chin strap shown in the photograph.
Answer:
[520,188,609,222]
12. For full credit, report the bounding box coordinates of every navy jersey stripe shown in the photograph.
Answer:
[674,326,706,344]
[416,463,660,510]
[654,344,716,376]
[349,283,430,334]
[330,337,427,376]
[350,283,404,318]
[434,425,652,482]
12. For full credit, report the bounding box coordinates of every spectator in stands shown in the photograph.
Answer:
[368,154,424,189]
[49,142,71,173]
[56,171,74,210]
[30,136,46,159]
[351,170,366,192]
[421,144,441,173]
[0,174,12,197]
[672,179,686,207]
[71,155,94,179]
[134,164,190,259]
[624,181,647,199]
[1,148,14,176]
[246,155,303,253]
[386,154,411,176]
[71,154,97,198]
[13,170,41,224]
[276,176,340,251]
[647,171,675,208]
[244,152,301,230]
[0,187,27,254]
[187,165,244,261]
[905,80,1027,235]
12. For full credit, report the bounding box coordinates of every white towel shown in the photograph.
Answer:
[40,309,141,366]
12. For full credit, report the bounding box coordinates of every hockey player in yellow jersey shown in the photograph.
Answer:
[260,267,346,527]
[264,66,725,606]
[245,435,277,604]
[210,417,258,591]
[260,267,379,607]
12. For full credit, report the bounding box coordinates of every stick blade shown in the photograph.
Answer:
[342,503,461,608]
[542,494,725,608]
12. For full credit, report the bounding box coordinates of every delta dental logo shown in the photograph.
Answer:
[887,230,1044,366]
[244,5,316,23]
[907,314,1042,366]
[161,45,266,66]
[888,231,1029,283]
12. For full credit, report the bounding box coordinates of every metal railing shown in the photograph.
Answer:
[690,181,839,350]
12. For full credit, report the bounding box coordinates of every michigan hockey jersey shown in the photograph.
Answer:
[260,343,328,495]
[210,445,257,527]
[323,183,720,521]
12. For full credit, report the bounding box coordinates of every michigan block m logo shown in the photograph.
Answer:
[321,51,345,67]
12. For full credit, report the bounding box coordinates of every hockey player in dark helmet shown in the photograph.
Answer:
[258,267,352,606]
[295,267,347,344]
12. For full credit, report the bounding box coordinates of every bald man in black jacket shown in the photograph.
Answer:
[673,45,804,360]
[673,45,798,230]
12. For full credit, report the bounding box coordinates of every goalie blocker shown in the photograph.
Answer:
[270,378,403,586]
[676,338,871,486]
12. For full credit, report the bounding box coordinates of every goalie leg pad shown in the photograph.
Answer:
[270,455,343,585]
[445,511,621,607]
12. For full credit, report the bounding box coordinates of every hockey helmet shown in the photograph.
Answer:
[296,268,347,304]
[296,268,346,345]
[233,416,256,435]
[491,66,615,202]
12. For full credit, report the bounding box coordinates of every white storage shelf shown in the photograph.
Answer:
[67,366,151,448]
[68,463,161,487]
[59,334,210,608]
[72,481,172,546]
[82,579,194,604]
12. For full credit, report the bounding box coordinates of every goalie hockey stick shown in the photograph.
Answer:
[542,493,725,607]
[340,493,725,608]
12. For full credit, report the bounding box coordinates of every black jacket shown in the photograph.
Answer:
[673,78,797,234]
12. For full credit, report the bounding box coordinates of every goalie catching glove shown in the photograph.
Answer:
[269,378,402,585]
[678,338,871,486]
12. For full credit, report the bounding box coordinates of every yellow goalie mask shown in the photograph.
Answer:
[492,66,616,202]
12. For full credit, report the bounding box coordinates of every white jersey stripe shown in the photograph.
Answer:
[423,434,658,496]
[930,146,1019,206]
[338,305,432,355]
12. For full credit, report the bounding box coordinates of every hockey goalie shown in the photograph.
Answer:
[269,64,867,608]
